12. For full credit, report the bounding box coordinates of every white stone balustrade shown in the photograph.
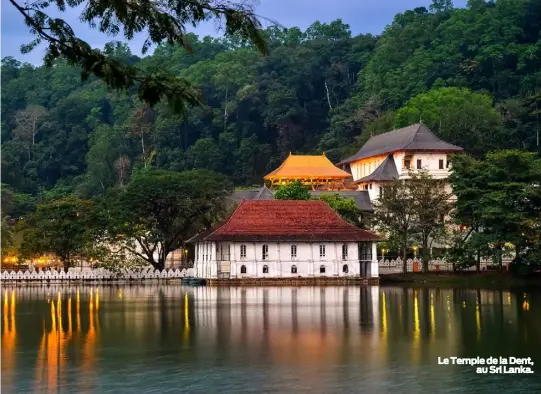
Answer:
[0,266,194,282]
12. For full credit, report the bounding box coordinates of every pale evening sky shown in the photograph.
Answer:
[1,0,467,65]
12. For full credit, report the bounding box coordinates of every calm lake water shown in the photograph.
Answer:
[2,285,540,393]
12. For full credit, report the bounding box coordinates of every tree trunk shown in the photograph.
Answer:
[324,80,332,110]
[402,243,408,274]
[422,234,429,273]
[476,249,481,273]
[141,132,146,168]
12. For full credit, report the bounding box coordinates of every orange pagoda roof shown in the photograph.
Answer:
[264,153,351,180]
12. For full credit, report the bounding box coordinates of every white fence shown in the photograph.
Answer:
[379,257,510,274]
[1,267,195,282]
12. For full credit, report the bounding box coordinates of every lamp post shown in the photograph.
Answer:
[413,246,419,259]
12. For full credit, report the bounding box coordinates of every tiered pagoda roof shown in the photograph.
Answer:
[264,153,351,189]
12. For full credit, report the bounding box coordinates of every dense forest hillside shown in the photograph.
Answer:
[2,0,540,206]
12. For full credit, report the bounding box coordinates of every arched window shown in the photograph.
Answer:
[263,265,269,274]
[291,265,297,274]
[262,244,269,260]
[320,265,326,274]
[240,265,247,274]
[342,264,349,273]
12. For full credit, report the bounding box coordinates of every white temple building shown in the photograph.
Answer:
[189,200,381,279]
[337,123,463,201]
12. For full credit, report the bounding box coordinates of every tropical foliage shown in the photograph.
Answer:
[450,150,541,272]
[3,0,541,274]
[3,1,540,204]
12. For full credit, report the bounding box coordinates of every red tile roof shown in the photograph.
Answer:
[193,200,381,242]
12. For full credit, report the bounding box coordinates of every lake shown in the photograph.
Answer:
[2,285,540,393]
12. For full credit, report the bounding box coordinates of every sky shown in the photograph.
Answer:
[1,0,467,65]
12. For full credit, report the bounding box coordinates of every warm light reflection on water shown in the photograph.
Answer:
[2,285,541,393]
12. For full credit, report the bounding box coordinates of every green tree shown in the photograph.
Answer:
[107,169,232,270]
[186,138,225,172]
[274,180,311,200]
[395,87,507,157]
[9,0,267,110]
[20,197,99,271]
[373,180,416,273]
[319,194,362,227]
[409,170,452,271]
[1,218,14,255]
[450,150,541,272]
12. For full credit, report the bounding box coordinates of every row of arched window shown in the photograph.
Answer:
[239,265,349,274]
[238,244,349,260]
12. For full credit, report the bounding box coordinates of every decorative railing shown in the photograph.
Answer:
[1,267,195,282]
[379,258,452,273]
[378,257,507,273]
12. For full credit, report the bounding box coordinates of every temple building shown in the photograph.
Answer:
[229,186,373,213]
[264,153,352,190]
[189,200,381,279]
[337,123,463,201]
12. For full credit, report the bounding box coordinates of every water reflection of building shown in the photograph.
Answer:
[1,285,538,393]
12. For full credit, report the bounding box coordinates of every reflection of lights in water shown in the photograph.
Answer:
[412,291,420,364]
[51,301,56,331]
[184,292,189,330]
[381,292,387,338]
[2,289,16,390]
[430,300,436,335]
[95,288,99,310]
[68,298,72,334]
[77,288,81,333]
[118,288,123,299]
[184,292,190,344]
[476,305,481,339]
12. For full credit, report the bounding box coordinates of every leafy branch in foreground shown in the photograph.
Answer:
[9,0,268,111]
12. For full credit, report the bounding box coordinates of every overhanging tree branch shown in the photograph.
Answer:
[8,0,268,111]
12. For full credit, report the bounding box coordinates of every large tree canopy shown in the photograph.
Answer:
[2,0,540,208]
[394,87,507,157]
[450,150,541,270]
[8,0,267,110]
[20,197,99,270]
[106,169,233,270]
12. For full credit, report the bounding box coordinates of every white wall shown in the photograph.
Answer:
[354,152,454,202]
[193,241,379,279]
[396,152,450,179]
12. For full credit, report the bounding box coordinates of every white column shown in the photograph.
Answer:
[210,242,217,278]
[334,243,339,276]
[370,242,379,277]
[309,243,314,277]
[276,243,281,277]
[253,243,258,278]
[230,243,236,278]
